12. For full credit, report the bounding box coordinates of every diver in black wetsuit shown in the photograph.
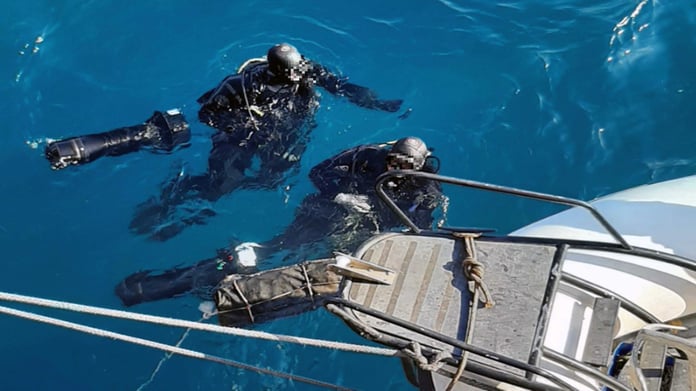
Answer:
[115,136,447,307]
[131,43,404,241]
[44,43,404,241]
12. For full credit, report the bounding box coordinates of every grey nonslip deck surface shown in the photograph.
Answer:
[345,232,559,368]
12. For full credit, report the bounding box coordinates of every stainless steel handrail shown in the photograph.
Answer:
[375,170,632,250]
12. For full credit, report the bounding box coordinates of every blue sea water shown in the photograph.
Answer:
[2,0,696,390]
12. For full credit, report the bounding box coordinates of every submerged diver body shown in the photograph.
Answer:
[129,43,404,241]
[44,43,403,241]
[115,136,447,307]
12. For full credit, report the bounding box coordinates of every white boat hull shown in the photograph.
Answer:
[512,175,696,389]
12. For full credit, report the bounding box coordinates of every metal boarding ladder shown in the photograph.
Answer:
[534,274,696,391]
[556,271,695,390]
[616,325,695,391]
[582,297,622,367]
[372,170,696,390]
[530,273,629,390]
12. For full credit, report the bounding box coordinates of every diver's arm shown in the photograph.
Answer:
[414,182,447,228]
[309,147,359,195]
[197,74,246,107]
[391,180,446,230]
[308,62,403,113]
[196,73,247,126]
[309,144,387,195]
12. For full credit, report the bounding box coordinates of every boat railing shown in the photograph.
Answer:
[375,170,632,250]
[327,297,578,391]
[329,294,643,391]
[372,171,696,389]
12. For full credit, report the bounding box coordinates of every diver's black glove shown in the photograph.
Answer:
[338,83,403,113]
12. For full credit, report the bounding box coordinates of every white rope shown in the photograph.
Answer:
[0,291,397,357]
[0,305,351,391]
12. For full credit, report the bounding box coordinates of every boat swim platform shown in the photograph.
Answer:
[337,231,562,375]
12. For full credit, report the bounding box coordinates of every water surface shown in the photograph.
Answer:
[2,0,695,389]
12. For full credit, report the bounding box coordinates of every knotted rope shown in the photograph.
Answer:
[455,232,495,308]
[445,232,496,390]
[401,341,452,372]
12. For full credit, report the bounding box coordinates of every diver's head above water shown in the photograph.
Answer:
[386,136,440,174]
[386,136,432,171]
[267,43,307,82]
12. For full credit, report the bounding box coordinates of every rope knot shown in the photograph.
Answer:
[402,341,451,372]
[454,233,495,308]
